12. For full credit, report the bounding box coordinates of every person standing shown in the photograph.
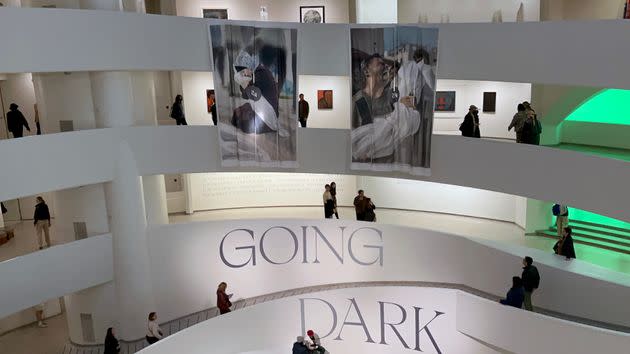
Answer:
[508,103,528,143]
[209,91,217,126]
[523,102,541,145]
[170,94,188,125]
[553,203,569,237]
[35,303,47,328]
[330,182,339,219]
[292,336,309,354]
[7,103,31,138]
[145,312,163,344]
[306,330,326,354]
[560,227,576,260]
[323,184,334,219]
[353,190,368,221]
[459,105,481,138]
[499,276,525,309]
[298,93,309,127]
[521,256,540,311]
[104,327,121,354]
[217,282,232,315]
[33,196,51,250]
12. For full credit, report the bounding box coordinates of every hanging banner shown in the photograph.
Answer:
[209,23,298,167]
[350,26,439,176]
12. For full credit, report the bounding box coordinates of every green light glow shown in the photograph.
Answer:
[568,208,630,229]
[565,89,630,124]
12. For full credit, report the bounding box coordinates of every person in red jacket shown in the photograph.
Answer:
[217,282,233,315]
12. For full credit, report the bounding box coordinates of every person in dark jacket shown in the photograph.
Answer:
[459,105,481,138]
[560,227,576,260]
[323,184,334,219]
[298,93,309,127]
[500,276,525,308]
[292,336,309,354]
[170,95,187,125]
[33,196,51,249]
[7,103,31,138]
[104,327,121,354]
[330,181,339,219]
[217,282,232,314]
[522,102,541,145]
[521,256,540,311]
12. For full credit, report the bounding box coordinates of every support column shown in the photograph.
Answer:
[143,175,169,225]
[111,142,156,340]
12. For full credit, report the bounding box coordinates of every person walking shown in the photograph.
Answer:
[298,93,309,127]
[145,312,163,344]
[500,276,525,309]
[522,102,541,145]
[217,282,233,315]
[35,303,47,328]
[560,227,576,260]
[323,184,334,219]
[459,105,481,138]
[553,203,569,237]
[104,327,121,354]
[7,103,31,138]
[508,103,528,143]
[170,94,188,125]
[209,91,217,126]
[330,182,339,219]
[521,256,540,311]
[33,196,51,250]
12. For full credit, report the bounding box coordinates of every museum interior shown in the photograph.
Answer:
[1,0,630,353]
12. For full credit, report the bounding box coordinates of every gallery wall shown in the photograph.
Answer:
[297,75,351,129]
[433,80,532,139]
[180,71,214,126]
[398,0,540,23]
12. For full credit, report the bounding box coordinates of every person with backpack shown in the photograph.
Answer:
[459,105,481,138]
[552,203,569,237]
[521,256,540,311]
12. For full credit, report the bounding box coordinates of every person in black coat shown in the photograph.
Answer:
[7,103,31,138]
[170,95,188,125]
[104,327,121,354]
[459,105,481,138]
[500,276,525,308]
[33,196,52,249]
[292,336,309,354]
[521,256,540,311]
[561,227,576,260]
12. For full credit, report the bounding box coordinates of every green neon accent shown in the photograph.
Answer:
[565,89,630,124]
[567,208,630,229]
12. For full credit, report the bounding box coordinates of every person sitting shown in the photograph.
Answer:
[292,336,310,354]
[500,276,525,309]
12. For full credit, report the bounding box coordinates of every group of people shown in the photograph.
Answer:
[322,186,376,222]
[459,101,541,145]
[499,256,540,311]
[293,330,328,354]
[322,182,339,219]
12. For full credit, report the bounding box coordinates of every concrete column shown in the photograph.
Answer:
[64,282,117,345]
[142,175,169,225]
[111,142,155,340]
[182,173,194,215]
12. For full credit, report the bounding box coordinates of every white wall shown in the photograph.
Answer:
[562,121,630,150]
[298,75,351,129]
[54,184,110,239]
[357,0,397,23]
[358,176,520,222]
[398,0,540,23]
[176,0,349,22]
[0,299,62,335]
[64,281,118,345]
[147,219,630,328]
[433,80,532,139]
[0,73,37,139]
[180,71,214,126]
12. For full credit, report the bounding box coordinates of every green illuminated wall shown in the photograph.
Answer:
[565,89,630,125]
[566,208,630,229]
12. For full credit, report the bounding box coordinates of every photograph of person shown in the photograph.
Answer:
[350,26,438,175]
[210,24,298,167]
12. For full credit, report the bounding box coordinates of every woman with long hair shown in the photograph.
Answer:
[104,327,120,354]
[330,182,339,219]
[217,282,232,315]
[146,312,163,344]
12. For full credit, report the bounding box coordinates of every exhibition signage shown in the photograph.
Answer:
[350,26,439,176]
[209,23,298,168]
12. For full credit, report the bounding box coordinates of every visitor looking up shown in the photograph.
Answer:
[298,93,309,127]
[170,94,188,125]
[323,184,334,219]
[508,103,528,143]
[104,327,121,354]
[146,312,163,344]
[459,105,481,138]
[33,196,51,250]
[500,276,525,309]
[217,282,233,314]
[521,256,540,311]
[553,203,569,237]
[330,181,339,219]
[7,103,30,138]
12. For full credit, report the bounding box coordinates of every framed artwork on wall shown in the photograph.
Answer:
[300,6,325,23]
[206,89,215,113]
[203,9,228,19]
[483,92,497,113]
[435,91,456,112]
[317,90,333,109]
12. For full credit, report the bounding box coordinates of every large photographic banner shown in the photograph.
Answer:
[350,26,439,176]
[209,23,298,167]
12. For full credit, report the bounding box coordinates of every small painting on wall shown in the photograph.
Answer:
[483,92,497,113]
[300,6,325,23]
[317,90,333,109]
[206,89,215,113]
[435,91,456,112]
[203,8,228,19]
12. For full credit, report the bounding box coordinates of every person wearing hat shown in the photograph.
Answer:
[306,330,326,354]
[459,105,480,138]
[6,103,31,138]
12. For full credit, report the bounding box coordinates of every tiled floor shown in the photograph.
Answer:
[4,206,630,353]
